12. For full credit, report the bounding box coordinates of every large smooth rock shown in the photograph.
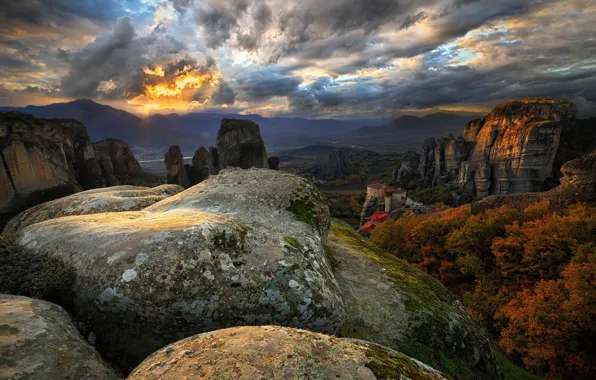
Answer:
[128,326,446,380]
[216,119,268,169]
[0,294,119,379]
[4,185,183,235]
[92,139,144,186]
[328,219,502,380]
[14,169,342,371]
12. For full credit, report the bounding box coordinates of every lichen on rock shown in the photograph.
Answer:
[128,325,446,380]
[12,169,343,371]
[328,219,502,379]
[0,294,120,379]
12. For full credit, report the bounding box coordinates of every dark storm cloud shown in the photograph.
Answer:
[237,1,273,50]
[195,2,243,48]
[208,81,236,105]
[61,16,136,98]
[235,67,302,100]
[271,0,555,64]
[2,0,155,28]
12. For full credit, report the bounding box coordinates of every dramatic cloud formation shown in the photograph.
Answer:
[1,0,596,117]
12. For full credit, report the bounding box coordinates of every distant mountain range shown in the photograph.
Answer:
[0,99,482,151]
[331,113,478,149]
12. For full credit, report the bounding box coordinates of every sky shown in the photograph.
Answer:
[1,0,596,118]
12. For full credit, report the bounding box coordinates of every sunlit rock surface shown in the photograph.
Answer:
[0,294,120,380]
[14,169,342,371]
[4,184,183,235]
[128,326,446,380]
[419,98,579,199]
[328,219,502,379]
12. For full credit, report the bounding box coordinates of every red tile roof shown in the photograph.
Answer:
[370,211,390,222]
[359,221,375,234]
[367,183,385,190]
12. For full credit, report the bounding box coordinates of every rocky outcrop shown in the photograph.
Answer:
[328,220,501,379]
[323,149,350,180]
[0,294,119,380]
[129,326,446,380]
[471,151,596,213]
[4,184,183,235]
[420,98,580,199]
[0,112,108,231]
[268,156,280,170]
[164,145,184,180]
[13,169,341,371]
[419,136,471,188]
[92,138,143,186]
[216,119,268,169]
[190,146,213,182]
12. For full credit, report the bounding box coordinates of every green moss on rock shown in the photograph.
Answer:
[284,236,299,249]
[363,342,445,380]
[0,234,75,305]
[329,219,501,380]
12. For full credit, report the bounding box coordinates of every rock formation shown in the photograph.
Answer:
[191,146,213,182]
[129,326,447,380]
[328,220,501,379]
[4,184,183,235]
[419,98,581,199]
[216,118,268,169]
[13,169,340,370]
[471,150,596,213]
[164,145,184,181]
[0,294,119,379]
[323,149,350,180]
[268,156,280,170]
[92,138,144,186]
[0,112,107,231]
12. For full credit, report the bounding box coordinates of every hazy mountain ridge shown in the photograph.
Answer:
[1,99,484,151]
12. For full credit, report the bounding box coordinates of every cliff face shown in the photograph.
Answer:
[92,138,143,186]
[0,112,107,229]
[216,118,268,169]
[420,98,579,199]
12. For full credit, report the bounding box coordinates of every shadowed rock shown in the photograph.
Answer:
[164,145,184,180]
[268,156,280,170]
[0,112,108,231]
[0,295,120,380]
[128,326,446,380]
[92,138,143,186]
[216,119,268,169]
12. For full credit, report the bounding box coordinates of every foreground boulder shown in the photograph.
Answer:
[0,295,119,379]
[128,326,446,380]
[216,119,268,169]
[14,169,342,370]
[4,184,183,235]
[328,219,502,379]
[92,138,144,186]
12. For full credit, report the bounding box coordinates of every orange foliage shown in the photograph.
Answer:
[370,202,596,379]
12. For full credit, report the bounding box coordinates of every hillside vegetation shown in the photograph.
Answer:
[371,201,596,379]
